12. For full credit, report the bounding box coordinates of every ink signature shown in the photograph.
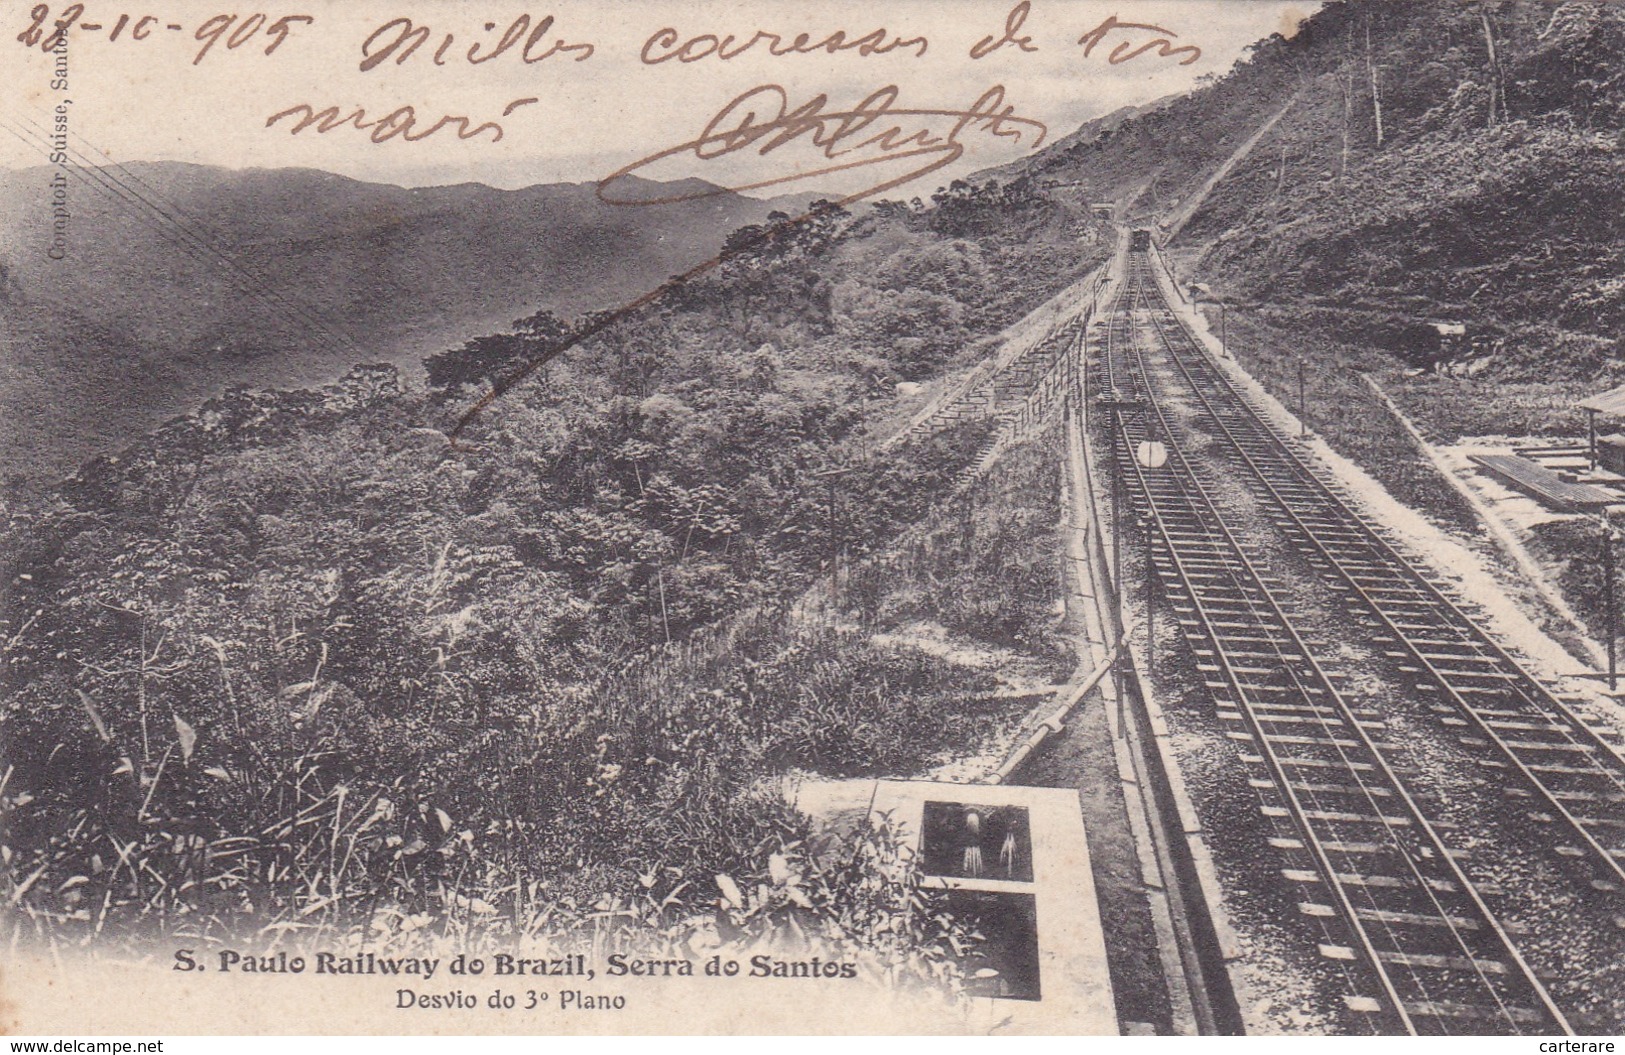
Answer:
[596,83,1047,207]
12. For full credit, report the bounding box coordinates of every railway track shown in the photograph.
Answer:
[1092,246,1625,1034]
[1134,257,1625,895]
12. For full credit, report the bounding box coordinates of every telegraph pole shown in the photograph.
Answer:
[1298,358,1308,438]
[1141,513,1156,674]
[1112,406,1124,595]
[1098,393,1144,597]
[961,482,976,554]
[1099,391,1153,692]
[1081,327,1089,410]
[1080,328,1092,434]
[813,465,853,603]
[1135,416,1167,677]
[1605,511,1617,691]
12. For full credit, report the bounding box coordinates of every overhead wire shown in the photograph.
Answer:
[3,111,365,360]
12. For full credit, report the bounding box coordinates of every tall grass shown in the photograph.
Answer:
[842,427,1069,675]
[1,437,1026,963]
[1216,310,1481,535]
[1,397,1037,999]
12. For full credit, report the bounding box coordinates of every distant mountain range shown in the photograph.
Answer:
[0,162,811,495]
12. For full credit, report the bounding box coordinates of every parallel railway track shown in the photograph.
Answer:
[1134,256,1625,894]
[1091,246,1625,1034]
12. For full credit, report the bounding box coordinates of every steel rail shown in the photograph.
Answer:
[1146,277,1625,787]
[1100,269,1571,1033]
[1135,269,1625,891]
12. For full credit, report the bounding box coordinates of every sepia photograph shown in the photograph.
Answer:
[3,0,1624,1038]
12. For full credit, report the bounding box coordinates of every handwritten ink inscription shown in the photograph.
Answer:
[597,83,1047,206]
[17,4,314,63]
[640,24,928,64]
[1078,14,1201,66]
[266,96,539,144]
[358,14,593,71]
[970,1,1037,59]
[13,5,1208,168]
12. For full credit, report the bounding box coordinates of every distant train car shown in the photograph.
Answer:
[1130,229,1153,251]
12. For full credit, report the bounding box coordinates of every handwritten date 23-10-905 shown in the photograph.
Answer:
[17,4,315,64]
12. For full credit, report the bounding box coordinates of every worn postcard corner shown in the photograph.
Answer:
[4,0,1624,1039]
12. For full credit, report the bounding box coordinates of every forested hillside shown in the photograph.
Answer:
[1003,0,1625,368]
[981,0,1625,545]
[0,178,1106,949]
[14,0,1617,976]
[0,163,809,497]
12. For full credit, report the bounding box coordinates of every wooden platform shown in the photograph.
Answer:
[1468,453,1618,512]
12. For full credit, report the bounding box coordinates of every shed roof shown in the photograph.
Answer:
[1578,384,1625,416]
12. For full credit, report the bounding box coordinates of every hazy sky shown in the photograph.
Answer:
[5,1,1322,194]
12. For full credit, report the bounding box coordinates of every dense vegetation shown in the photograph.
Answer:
[0,166,814,498]
[1010,0,1625,396]
[13,0,1618,984]
[1194,2,1625,341]
[0,182,1104,952]
[996,0,1625,549]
